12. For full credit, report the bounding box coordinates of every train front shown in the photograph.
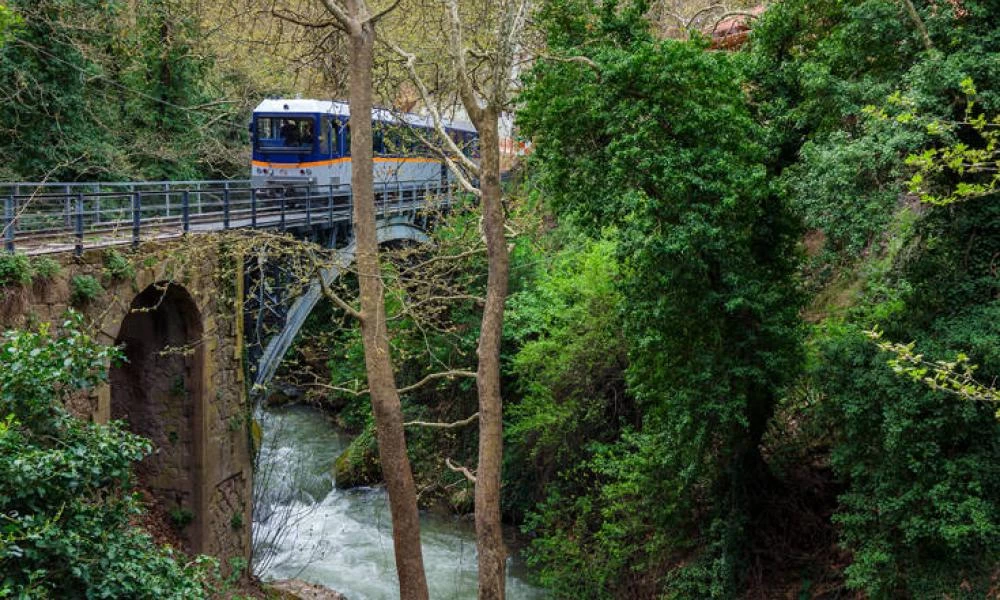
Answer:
[250,99,347,194]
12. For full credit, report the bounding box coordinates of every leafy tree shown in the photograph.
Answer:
[0,4,20,47]
[0,316,214,599]
[518,1,803,594]
[744,2,1000,596]
[812,318,1000,597]
[0,0,125,180]
[0,0,247,181]
[745,0,1000,266]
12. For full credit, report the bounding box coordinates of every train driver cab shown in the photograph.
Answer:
[255,117,315,151]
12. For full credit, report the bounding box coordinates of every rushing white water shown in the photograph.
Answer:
[253,405,548,599]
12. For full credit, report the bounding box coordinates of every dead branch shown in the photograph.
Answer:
[404,411,479,429]
[398,369,477,394]
[445,457,476,483]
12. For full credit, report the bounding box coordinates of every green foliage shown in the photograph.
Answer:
[0,254,62,287]
[0,252,32,287]
[69,274,104,306]
[746,0,1000,267]
[869,327,1000,416]
[0,3,21,47]
[103,248,136,281]
[812,320,1000,597]
[870,78,1000,206]
[30,256,60,280]
[518,1,804,594]
[0,0,248,182]
[168,506,195,530]
[503,235,631,522]
[743,3,1000,595]
[0,315,213,599]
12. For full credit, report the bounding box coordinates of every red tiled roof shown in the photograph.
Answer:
[709,5,765,50]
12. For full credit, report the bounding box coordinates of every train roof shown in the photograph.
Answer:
[253,98,477,133]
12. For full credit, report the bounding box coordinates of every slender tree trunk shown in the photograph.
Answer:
[899,0,933,50]
[472,108,509,600]
[347,19,429,600]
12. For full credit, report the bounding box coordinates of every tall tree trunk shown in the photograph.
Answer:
[473,108,509,600]
[347,19,429,600]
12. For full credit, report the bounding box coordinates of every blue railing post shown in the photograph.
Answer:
[4,195,14,253]
[223,187,231,230]
[279,190,286,231]
[132,191,141,248]
[327,186,334,225]
[75,193,84,257]
[348,187,354,238]
[64,185,72,229]
[182,190,191,234]
[305,188,312,227]
[251,188,258,228]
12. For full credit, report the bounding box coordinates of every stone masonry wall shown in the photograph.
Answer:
[0,238,252,566]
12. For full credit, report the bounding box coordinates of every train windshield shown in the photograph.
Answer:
[255,117,315,151]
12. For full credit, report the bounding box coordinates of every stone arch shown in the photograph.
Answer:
[109,281,205,552]
[252,220,432,390]
[376,219,431,245]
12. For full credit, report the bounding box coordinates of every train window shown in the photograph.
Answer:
[320,117,338,155]
[319,117,328,154]
[373,122,385,155]
[342,122,351,155]
[254,116,315,150]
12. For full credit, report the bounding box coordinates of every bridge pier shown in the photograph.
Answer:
[110,282,208,553]
[0,242,252,567]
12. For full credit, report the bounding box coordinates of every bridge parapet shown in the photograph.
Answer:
[2,179,451,255]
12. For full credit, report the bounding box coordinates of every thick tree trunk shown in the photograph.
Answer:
[473,108,509,600]
[347,23,429,600]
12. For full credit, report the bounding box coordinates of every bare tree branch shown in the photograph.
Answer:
[318,0,357,33]
[272,8,344,31]
[897,0,933,50]
[405,411,479,429]
[384,38,482,176]
[445,457,477,483]
[444,0,484,123]
[368,0,402,25]
[398,369,477,394]
[319,274,363,320]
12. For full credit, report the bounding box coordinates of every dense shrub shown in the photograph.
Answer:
[30,256,61,280]
[0,252,32,287]
[503,236,631,522]
[103,248,136,281]
[0,315,214,598]
[70,274,104,306]
[813,319,1000,597]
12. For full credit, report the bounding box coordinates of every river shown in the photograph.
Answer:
[253,404,548,599]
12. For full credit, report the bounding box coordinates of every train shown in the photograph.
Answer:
[250,98,478,194]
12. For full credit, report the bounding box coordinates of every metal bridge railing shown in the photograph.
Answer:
[2,179,452,255]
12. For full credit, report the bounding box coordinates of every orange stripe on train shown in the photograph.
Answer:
[252,157,441,169]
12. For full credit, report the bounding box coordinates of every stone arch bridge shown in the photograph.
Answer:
[0,180,444,563]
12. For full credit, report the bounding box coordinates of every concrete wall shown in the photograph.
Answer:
[0,239,251,565]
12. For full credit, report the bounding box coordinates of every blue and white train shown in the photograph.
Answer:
[250,99,478,193]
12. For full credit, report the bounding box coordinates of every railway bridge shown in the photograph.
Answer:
[0,179,448,564]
